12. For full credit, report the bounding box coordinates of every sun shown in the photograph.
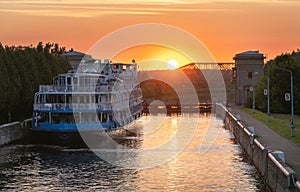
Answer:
[167,59,179,70]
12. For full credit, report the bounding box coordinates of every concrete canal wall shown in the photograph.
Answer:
[0,118,31,146]
[216,104,300,192]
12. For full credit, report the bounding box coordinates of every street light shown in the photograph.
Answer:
[267,75,270,122]
[252,72,258,113]
[273,67,295,137]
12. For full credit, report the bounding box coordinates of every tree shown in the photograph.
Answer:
[0,42,71,123]
[254,50,300,114]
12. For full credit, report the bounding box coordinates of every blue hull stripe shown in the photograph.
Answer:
[33,110,113,113]
[32,122,116,132]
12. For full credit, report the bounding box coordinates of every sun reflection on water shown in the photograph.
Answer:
[0,114,263,191]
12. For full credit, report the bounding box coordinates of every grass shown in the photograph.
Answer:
[242,108,300,147]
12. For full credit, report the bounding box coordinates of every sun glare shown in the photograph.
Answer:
[112,45,192,70]
[167,59,179,70]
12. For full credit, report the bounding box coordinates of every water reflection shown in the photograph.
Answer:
[0,114,264,191]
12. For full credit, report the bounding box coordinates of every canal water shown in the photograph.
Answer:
[0,114,264,191]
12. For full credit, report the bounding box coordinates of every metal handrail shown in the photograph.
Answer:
[34,103,112,111]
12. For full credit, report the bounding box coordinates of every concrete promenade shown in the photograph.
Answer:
[230,105,300,177]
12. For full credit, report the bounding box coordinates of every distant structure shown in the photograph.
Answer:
[234,51,265,106]
[61,51,93,71]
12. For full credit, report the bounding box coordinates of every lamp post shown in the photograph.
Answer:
[252,72,258,113]
[267,75,270,122]
[275,67,295,137]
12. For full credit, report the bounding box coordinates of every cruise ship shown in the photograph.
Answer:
[32,58,143,144]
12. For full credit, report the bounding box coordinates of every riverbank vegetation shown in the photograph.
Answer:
[0,42,71,123]
[243,108,300,146]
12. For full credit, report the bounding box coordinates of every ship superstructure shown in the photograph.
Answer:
[32,59,143,134]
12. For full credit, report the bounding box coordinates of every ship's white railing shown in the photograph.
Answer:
[74,85,110,92]
[39,85,108,92]
[39,85,72,92]
[39,84,137,93]
[34,103,112,111]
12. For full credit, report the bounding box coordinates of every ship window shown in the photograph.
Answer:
[66,114,75,123]
[45,95,49,103]
[60,77,65,85]
[80,96,85,103]
[72,95,79,103]
[85,78,89,85]
[74,77,78,85]
[82,113,87,122]
[41,94,45,103]
[66,95,72,103]
[57,95,64,103]
[97,113,100,121]
[81,113,95,122]
[102,113,107,122]
[39,113,48,123]
[91,95,95,103]
[67,77,71,85]
[80,77,85,85]
[48,95,52,103]
[95,94,98,103]
[74,113,80,123]
[82,113,89,122]
[53,77,58,85]
[35,94,39,103]
[51,113,59,124]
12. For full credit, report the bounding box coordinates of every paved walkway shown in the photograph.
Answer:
[229,105,300,177]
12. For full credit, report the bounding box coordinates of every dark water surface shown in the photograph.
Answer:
[0,114,264,191]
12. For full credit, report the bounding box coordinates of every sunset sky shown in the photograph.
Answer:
[1,0,300,64]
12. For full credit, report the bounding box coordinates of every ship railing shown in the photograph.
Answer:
[39,85,114,93]
[74,85,111,92]
[34,103,112,111]
[71,103,112,110]
[39,84,138,93]
[39,85,73,92]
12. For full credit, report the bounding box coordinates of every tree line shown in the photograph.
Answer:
[249,50,300,114]
[0,42,71,123]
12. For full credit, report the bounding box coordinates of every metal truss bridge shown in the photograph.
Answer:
[179,62,235,71]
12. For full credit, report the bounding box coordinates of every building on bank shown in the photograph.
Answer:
[233,51,265,106]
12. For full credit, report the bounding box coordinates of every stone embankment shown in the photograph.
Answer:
[216,104,300,192]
